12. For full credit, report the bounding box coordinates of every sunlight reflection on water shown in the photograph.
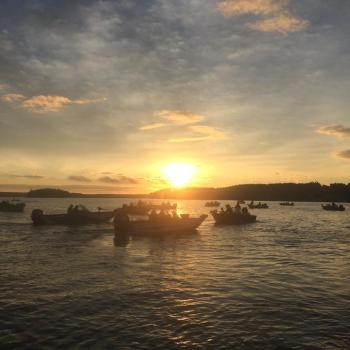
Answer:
[0,198,349,349]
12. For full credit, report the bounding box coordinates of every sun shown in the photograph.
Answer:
[162,163,196,188]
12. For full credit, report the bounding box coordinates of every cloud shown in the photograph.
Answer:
[139,123,165,130]
[1,93,26,103]
[336,150,350,159]
[317,125,350,138]
[169,125,226,143]
[155,110,204,125]
[217,0,309,33]
[218,0,287,16]
[68,175,92,182]
[248,12,309,33]
[98,176,138,184]
[1,174,44,179]
[21,95,106,113]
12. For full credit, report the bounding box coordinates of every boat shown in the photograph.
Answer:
[114,212,207,236]
[211,209,256,225]
[248,201,269,209]
[322,203,345,211]
[280,202,294,206]
[31,205,115,225]
[0,199,25,212]
[205,201,221,207]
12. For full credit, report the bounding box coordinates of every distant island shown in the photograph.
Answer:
[27,188,77,198]
[150,182,350,203]
[0,182,350,202]
[26,188,146,198]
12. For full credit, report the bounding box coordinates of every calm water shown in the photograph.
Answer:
[0,198,349,350]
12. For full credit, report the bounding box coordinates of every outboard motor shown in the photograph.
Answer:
[31,209,44,225]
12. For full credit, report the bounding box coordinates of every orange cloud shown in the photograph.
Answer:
[155,110,204,124]
[317,125,350,138]
[217,0,308,33]
[218,0,286,16]
[22,95,72,112]
[169,125,226,143]
[336,149,350,159]
[139,123,165,130]
[3,94,107,113]
[248,12,309,33]
[1,93,26,103]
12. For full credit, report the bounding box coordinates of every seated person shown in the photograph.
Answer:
[242,207,248,215]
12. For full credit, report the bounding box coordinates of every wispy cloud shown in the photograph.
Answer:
[1,93,26,103]
[98,176,138,184]
[68,175,92,182]
[139,123,165,131]
[336,149,350,159]
[169,125,226,143]
[248,12,309,33]
[217,0,308,33]
[218,0,287,16]
[1,174,44,179]
[2,93,106,113]
[317,125,350,138]
[21,95,106,113]
[155,110,204,125]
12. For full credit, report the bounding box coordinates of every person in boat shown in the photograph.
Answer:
[242,207,248,215]
[67,204,74,214]
[225,204,233,214]
[234,201,241,214]
[149,209,158,221]
[172,211,179,219]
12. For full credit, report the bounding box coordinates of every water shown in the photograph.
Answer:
[1,198,349,350]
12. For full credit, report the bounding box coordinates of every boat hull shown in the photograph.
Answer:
[322,205,345,211]
[211,211,256,225]
[115,215,207,236]
[0,202,25,212]
[31,209,115,225]
[248,205,268,209]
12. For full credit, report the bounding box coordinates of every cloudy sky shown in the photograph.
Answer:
[1,0,350,193]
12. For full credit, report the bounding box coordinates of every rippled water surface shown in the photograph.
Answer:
[1,198,350,349]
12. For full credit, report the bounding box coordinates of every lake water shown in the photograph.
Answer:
[0,198,349,349]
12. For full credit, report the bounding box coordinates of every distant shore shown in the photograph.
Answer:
[0,182,349,202]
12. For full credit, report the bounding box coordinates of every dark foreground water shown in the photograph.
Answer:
[0,198,349,350]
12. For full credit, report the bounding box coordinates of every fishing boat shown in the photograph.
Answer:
[31,205,115,225]
[248,201,269,209]
[0,199,25,212]
[322,203,345,211]
[280,202,294,206]
[114,213,207,236]
[205,201,221,207]
[211,210,256,225]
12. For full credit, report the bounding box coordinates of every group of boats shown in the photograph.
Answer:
[0,198,347,241]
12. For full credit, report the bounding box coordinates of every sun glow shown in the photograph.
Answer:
[163,163,196,188]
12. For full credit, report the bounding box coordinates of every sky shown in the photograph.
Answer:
[1,0,350,193]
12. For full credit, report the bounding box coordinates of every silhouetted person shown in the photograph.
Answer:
[225,204,233,214]
[67,204,74,214]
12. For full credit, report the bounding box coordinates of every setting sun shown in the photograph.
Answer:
[162,163,196,188]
